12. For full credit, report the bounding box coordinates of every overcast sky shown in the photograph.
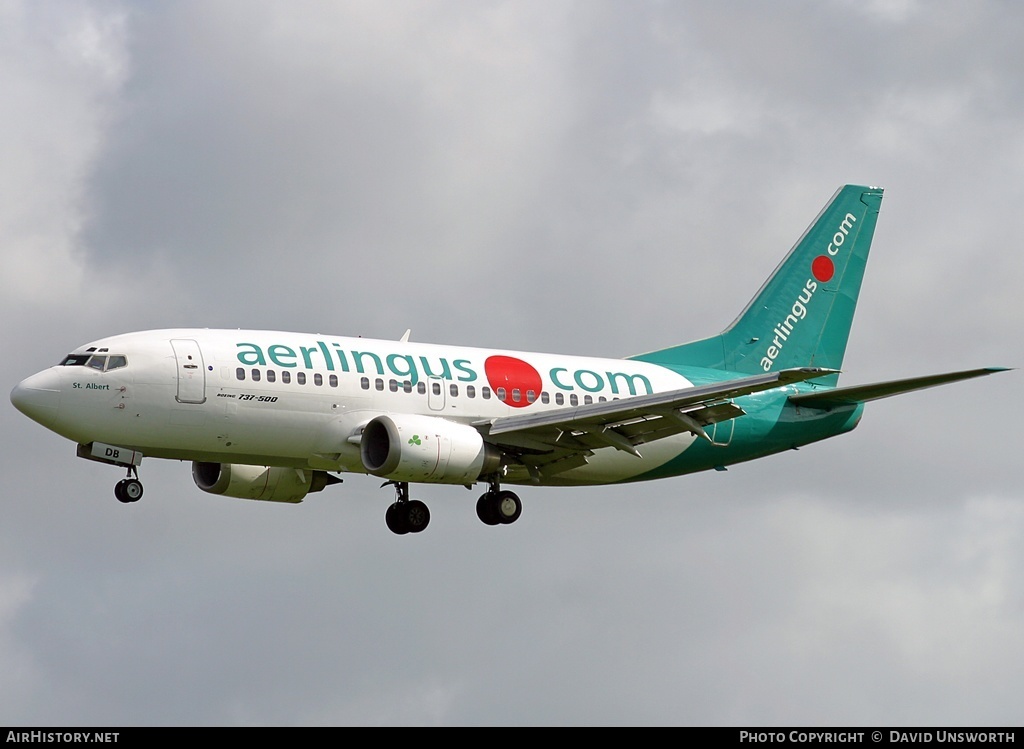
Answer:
[2,0,1022,726]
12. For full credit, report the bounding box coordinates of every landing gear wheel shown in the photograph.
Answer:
[477,493,501,526]
[404,500,430,533]
[386,499,430,535]
[123,478,143,502]
[476,486,523,526]
[494,490,522,524]
[383,481,430,535]
[386,502,410,535]
[114,478,143,504]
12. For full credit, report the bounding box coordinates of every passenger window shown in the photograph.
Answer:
[417,382,426,395]
[482,387,491,400]
[555,393,564,405]
[450,384,459,397]
[497,387,506,400]
[375,378,384,391]
[330,375,338,387]
[314,373,323,386]
[282,371,291,384]
[403,381,412,393]
[584,395,593,405]
[570,394,578,406]
[297,372,306,385]
[466,385,475,398]
[251,369,261,382]
[432,382,441,396]
[236,368,245,381]
[599,396,607,403]
[361,377,370,390]
[512,388,521,403]
[389,380,398,392]
[541,392,550,404]
[527,390,536,403]
[266,370,276,383]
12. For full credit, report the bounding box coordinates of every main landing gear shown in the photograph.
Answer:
[114,465,143,504]
[384,481,431,535]
[382,479,523,535]
[476,486,522,526]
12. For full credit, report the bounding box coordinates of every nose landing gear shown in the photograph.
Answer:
[114,466,143,503]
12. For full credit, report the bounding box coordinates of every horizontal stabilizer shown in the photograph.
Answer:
[788,367,1011,408]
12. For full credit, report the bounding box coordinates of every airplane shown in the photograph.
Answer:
[10,185,1008,535]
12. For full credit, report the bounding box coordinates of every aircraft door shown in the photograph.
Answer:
[171,339,207,404]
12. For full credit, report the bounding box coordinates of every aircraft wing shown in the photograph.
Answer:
[474,367,837,476]
[788,367,1010,408]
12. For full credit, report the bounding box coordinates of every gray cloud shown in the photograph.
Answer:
[2,0,1021,725]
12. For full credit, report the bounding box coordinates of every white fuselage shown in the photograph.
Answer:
[22,329,699,486]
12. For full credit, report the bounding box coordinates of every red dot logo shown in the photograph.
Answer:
[811,255,834,283]
[484,356,542,408]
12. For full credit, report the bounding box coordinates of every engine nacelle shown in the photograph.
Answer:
[192,462,338,503]
[360,414,501,484]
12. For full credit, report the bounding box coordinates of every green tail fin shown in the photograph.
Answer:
[631,185,883,380]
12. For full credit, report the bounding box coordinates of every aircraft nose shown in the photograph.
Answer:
[10,369,62,428]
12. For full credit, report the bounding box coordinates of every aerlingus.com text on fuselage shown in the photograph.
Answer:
[233,338,660,401]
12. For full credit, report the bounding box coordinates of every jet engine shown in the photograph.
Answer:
[192,462,340,503]
[360,414,501,484]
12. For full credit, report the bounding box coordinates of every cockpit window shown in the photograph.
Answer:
[61,353,128,371]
